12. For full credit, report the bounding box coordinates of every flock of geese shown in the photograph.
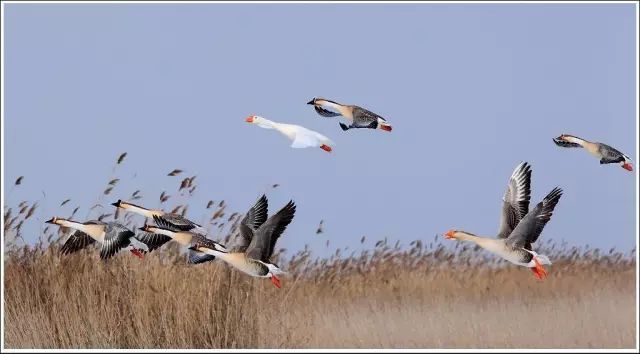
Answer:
[45,98,634,287]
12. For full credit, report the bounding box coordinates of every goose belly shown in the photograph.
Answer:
[220,254,269,277]
[478,241,529,266]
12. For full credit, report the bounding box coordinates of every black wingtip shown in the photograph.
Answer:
[339,123,349,131]
[283,200,297,215]
[545,187,564,202]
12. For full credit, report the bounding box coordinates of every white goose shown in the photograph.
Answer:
[444,162,563,279]
[245,115,334,153]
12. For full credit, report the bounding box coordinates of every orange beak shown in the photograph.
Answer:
[622,163,633,172]
[444,230,455,239]
[245,116,254,123]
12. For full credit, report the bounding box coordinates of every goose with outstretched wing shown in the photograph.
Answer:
[188,199,296,288]
[444,162,563,279]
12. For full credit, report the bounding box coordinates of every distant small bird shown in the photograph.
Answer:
[272,184,280,189]
[316,220,324,234]
[167,169,183,176]
[245,115,334,153]
[307,97,392,132]
[553,134,633,171]
[189,196,294,288]
[14,176,24,186]
[46,217,149,260]
[444,162,563,279]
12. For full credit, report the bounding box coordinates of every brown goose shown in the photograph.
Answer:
[444,162,563,279]
[553,134,633,171]
[45,217,150,260]
[187,199,296,288]
[307,97,392,132]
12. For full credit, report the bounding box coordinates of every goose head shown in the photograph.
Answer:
[245,115,274,129]
[45,216,61,225]
[444,229,475,240]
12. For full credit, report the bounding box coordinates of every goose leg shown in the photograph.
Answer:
[130,248,145,259]
[270,275,282,288]
[531,257,547,280]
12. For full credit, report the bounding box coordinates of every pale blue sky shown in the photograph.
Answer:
[4,3,637,257]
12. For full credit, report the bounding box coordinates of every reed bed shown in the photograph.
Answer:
[3,153,637,349]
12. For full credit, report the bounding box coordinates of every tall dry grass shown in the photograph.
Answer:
[3,239,636,349]
[3,153,637,349]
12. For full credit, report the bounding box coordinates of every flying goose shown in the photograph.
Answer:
[444,162,563,279]
[307,97,392,132]
[139,224,228,264]
[553,134,633,171]
[112,199,216,263]
[191,194,269,264]
[45,217,149,260]
[245,115,334,153]
[187,199,296,288]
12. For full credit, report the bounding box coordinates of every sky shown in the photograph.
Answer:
[3,3,637,259]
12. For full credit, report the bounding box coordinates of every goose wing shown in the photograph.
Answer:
[290,128,324,148]
[59,220,102,255]
[100,222,135,260]
[134,231,172,252]
[506,187,563,249]
[189,233,227,252]
[314,105,341,118]
[497,162,532,239]
[352,106,386,124]
[187,250,216,265]
[153,214,205,234]
[598,143,626,163]
[234,194,269,252]
[245,200,296,262]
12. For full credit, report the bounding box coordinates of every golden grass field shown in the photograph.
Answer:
[3,239,636,349]
[3,156,637,349]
